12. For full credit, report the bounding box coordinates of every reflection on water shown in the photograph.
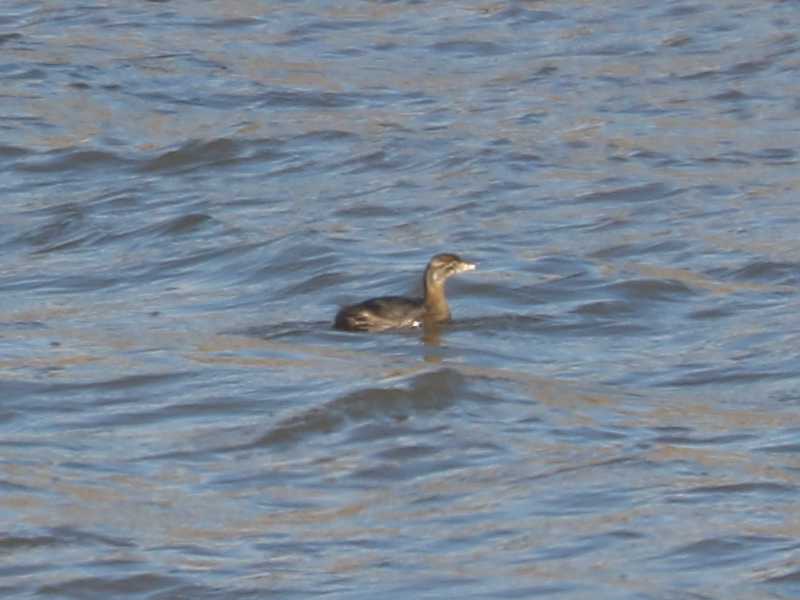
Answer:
[3,0,800,598]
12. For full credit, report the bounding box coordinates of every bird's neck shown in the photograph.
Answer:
[423,275,450,321]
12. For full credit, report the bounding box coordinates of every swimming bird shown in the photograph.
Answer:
[334,253,476,332]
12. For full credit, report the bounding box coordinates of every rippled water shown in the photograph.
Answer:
[3,1,800,598]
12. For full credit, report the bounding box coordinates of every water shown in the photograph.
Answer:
[2,1,800,598]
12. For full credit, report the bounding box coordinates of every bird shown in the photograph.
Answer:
[334,253,476,332]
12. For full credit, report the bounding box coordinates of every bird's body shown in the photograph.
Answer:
[334,253,476,332]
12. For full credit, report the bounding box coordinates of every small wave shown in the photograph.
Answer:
[609,148,681,167]
[158,213,214,235]
[726,59,772,76]
[756,442,800,454]
[604,277,694,302]
[0,533,61,552]
[700,153,751,165]
[38,573,181,599]
[727,260,800,285]
[138,138,239,173]
[571,300,635,317]
[452,314,547,331]
[13,203,87,252]
[763,568,800,584]
[576,182,676,204]
[590,239,688,259]
[430,40,509,57]
[710,89,750,102]
[491,7,563,24]
[255,238,337,279]
[679,68,719,80]
[704,148,796,166]
[663,367,789,387]
[36,372,197,398]
[683,482,795,495]
[288,129,361,146]
[660,535,791,569]
[44,526,134,549]
[279,272,346,298]
[287,18,375,36]
[662,4,704,17]
[237,320,333,339]
[0,144,28,158]
[528,254,599,278]
[256,89,359,109]
[751,147,796,163]
[334,149,415,174]
[136,136,285,174]
[0,32,22,46]
[334,203,401,218]
[30,231,101,255]
[652,432,755,446]
[3,66,45,80]
[16,149,129,173]
[255,369,467,448]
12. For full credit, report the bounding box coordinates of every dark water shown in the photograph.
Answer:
[3,1,800,598]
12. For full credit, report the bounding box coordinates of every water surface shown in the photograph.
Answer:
[2,1,800,598]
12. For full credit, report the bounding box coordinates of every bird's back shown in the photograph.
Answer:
[334,296,425,331]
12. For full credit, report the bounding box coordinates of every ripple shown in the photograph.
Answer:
[492,7,563,24]
[0,533,61,552]
[752,147,797,164]
[254,369,468,448]
[15,149,129,173]
[728,260,800,285]
[571,300,635,317]
[681,482,796,495]
[653,432,755,446]
[756,442,800,454]
[4,2,800,598]
[576,182,676,204]
[38,574,182,598]
[287,18,376,36]
[764,568,800,584]
[664,368,791,387]
[430,40,509,57]
[660,536,791,569]
[453,314,547,331]
[39,372,197,399]
[534,530,640,561]
[590,239,688,259]
[539,486,635,516]
[157,213,214,235]
[256,89,360,109]
[288,129,361,146]
[138,138,243,173]
[604,278,695,302]
[727,59,773,76]
[0,144,28,158]
[279,272,346,298]
[0,32,22,46]
[12,203,87,251]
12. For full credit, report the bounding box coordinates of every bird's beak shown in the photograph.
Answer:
[459,261,476,272]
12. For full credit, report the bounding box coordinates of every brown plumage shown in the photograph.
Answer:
[334,253,476,332]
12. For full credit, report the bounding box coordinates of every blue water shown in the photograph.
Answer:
[2,1,800,598]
